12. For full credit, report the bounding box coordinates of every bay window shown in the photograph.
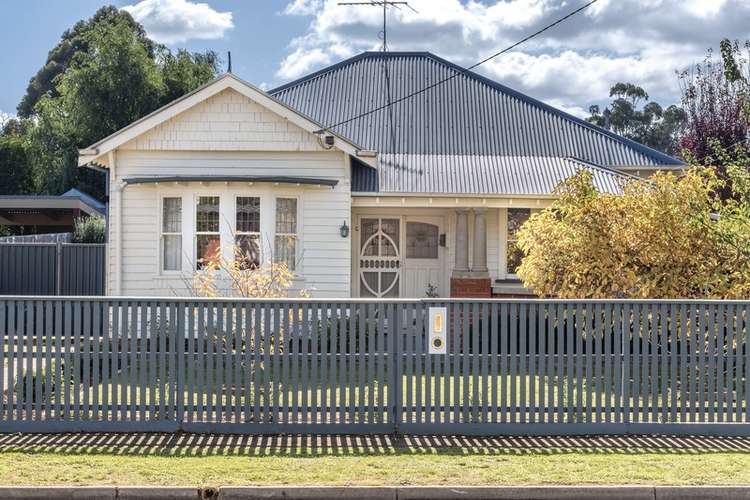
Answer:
[235,196,261,269]
[196,196,220,270]
[161,197,182,272]
[275,197,298,271]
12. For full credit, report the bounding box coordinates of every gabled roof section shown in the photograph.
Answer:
[78,73,376,167]
[271,52,684,168]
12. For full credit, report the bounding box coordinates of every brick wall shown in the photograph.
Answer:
[450,277,492,298]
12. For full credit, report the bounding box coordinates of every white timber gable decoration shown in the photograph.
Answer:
[79,74,375,298]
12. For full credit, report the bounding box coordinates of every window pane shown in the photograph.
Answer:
[506,241,524,275]
[275,235,296,271]
[236,234,260,270]
[236,197,260,233]
[196,234,221,270]
[406,222,439,259]
[276,198,297,234]
[507,208,531,237]
[163,235,181,271]
[196,196,220,233]
[162,198,181,233]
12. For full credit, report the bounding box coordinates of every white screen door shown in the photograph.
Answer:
[358,218,401,297]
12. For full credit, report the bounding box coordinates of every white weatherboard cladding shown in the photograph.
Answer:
[122,88,326,152]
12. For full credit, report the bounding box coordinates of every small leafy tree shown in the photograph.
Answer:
[679,40,750,186]
[189,242,307,407]
[190,241,306,299]
[516,164,750,299]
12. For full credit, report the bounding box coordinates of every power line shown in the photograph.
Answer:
[316,0,599,134]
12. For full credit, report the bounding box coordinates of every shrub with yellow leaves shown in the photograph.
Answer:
[516,163,750,299]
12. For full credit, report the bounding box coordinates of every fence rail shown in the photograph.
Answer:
[0,244,105,296]
[0,297,748,435]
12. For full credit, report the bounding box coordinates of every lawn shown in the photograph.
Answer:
[0,435,748,486]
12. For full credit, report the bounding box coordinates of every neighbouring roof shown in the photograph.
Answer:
[271,52,683,195]
[0,189,105,216]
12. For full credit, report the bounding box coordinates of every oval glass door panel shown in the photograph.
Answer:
[359,218,401,297]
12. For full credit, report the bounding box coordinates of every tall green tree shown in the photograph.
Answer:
[161,49,221,103]
[21,6,220,197]
[17,6,155,118]
[0,135,34,195]
[588,83,686,157]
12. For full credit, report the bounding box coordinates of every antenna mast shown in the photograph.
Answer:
[337,1,418,51]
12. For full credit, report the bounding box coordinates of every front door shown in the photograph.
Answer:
[357,216,445,298]
[402,216,445,297]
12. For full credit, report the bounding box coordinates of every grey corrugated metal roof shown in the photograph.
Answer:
[271,52,681,195]
[352,155,628,195]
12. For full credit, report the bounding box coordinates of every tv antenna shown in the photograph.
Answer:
[338,1,418,51]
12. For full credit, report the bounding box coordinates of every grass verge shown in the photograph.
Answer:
[0,437,749,486]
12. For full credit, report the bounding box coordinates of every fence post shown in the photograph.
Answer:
[55,242,63,296]
[389,302,401,434]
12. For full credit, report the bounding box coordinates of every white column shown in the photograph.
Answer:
[453,209,470,276]
[472,208,488,275]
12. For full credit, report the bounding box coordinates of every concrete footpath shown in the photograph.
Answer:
[0,486,749,499]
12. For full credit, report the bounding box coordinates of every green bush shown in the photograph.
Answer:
[72,215,105,243]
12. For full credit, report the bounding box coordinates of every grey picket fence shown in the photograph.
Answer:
[0,244,105,296]
[0,297,748,436]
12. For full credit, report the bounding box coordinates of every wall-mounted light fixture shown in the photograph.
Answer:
[340,221,350,238]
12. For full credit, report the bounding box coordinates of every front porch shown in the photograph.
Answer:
[351,196,549,298]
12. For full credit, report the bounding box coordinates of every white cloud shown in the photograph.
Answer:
[276,0,750,112]
[122,0,233,44]
[283,0,323,16]
[276,47,333,81]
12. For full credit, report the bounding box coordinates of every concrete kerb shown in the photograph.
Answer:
[0,486,749,499]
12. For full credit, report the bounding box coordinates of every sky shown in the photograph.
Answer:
[1,0,749,121]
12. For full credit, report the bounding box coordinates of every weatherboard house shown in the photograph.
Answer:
[78,52,683,299]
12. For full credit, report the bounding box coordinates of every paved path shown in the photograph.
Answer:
[0,433,749,456]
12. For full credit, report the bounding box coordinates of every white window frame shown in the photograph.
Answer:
[194,194,222,271]
[159,195,183,275]
[274,195,301,273]
[234,194,262,269]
